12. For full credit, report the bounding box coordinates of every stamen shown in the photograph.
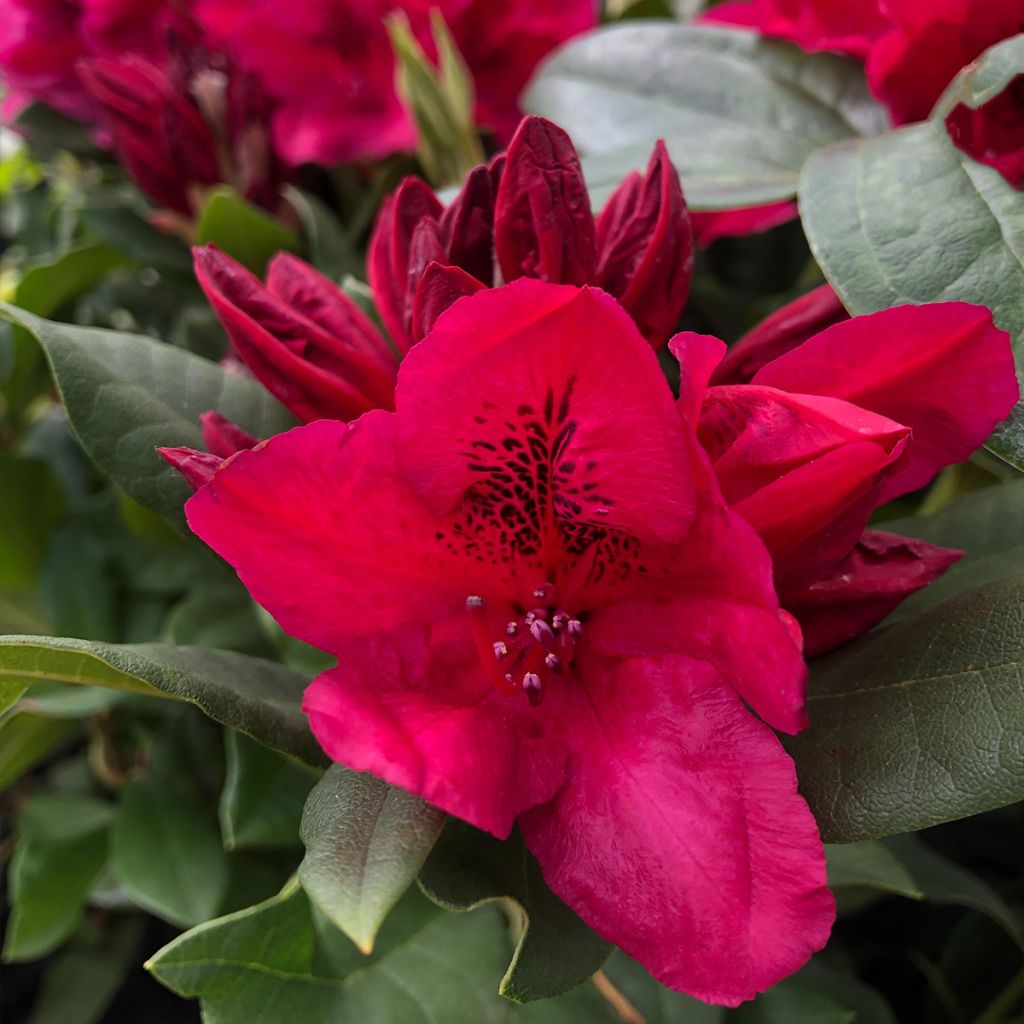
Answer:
[506,621,519,636]
[544,652,561,672]
[466,595,485,611]
[567,618,584,638]
[522,672,543,706]
[532,583,554,602]
[551,612,568,631]
[529,619,555,646]
[493,641,508,661]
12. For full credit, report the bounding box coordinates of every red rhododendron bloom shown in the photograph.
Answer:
[192,0,597,165]
[0,0,170,122]
[706,0,1021,125]
[675,302,1019,654]
[183,280,834,1005]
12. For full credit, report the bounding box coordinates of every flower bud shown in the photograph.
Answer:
[194,245,398,423]
[595,140,693,348]
[411,263,487,342]
[494,116,596,286]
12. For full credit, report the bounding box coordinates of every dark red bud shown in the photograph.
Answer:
[194,245,396,423]
[79,56,220,214]
[710,284,849,385]
[158,446,224,491]
[367,177,444,354]
[439,163,498,284]
[784,531,963,657]
[595,140,692,349]
[411,263,487,342]
[493,116,596,286]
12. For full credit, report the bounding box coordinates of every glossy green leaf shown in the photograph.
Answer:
[524,23,885,208]
[195,187,299,276]
[80,202,193,278]
[147,881,515,1024]
[788,574,1024,842]
[0,636,323,764]
[419,819,612,1002]
[284,186,357,280]
[298,767,446,953]
[0,303,296,529]
[221,730,320,850]
[164,580,276,658]
[798,37,1024,469]
[40,527,117,641]
[112,727,229,927]
[3,794,113,962]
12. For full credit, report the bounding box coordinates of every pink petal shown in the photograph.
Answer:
[303,625,567,839]
[520,652,834,1005]
[589,476,808,734]
[410,262,487,343]
[395,280,696,546]
[710,284,849,385]
[784,530,963,656]
[669,331,727,424]
[753,303,1020,500]
[185,414,476,655]
[199,411,258,457]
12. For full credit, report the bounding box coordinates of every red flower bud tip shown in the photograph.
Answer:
[158,446,224,491]
[439,160,501,284]
[494,116,596,286]
[368,178,444,355]
[199,412,259,458]
[411,263,487,342]
[596,140,693,348]
[194,245,397,423]
[711,284,849,385]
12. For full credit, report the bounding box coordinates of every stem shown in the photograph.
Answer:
[592,970,646,1024]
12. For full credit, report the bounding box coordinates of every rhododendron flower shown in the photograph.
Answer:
[0,0,171,122]
[182,280,834,1005]
[705,0,1021,125]
[160,411,257,489]
[676,302,1019,654]
[192,0,596,165]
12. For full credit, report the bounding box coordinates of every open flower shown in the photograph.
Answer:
[192,0,596,165]
[675,301,1019,654]
[182,279,833,1005]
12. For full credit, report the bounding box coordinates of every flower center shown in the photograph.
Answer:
[466,582,583,707]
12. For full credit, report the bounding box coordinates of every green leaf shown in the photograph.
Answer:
[195,186,299,276]
[221,730,320,850]
[298,767,446,954]
[164,580,276,658]
[112,726,229,927]
[40,527,117,641]
[735,960,895,1023]
[825,841,921,899]
[884,835,1022,947]
[0,711,78,791]
[29,917,145,1024]
[283,186,358,280]
[80,202,193,278]
[3,794,113,962]
[0,303,296,530]
[419,819,612,1002]
[798,37,1024,469]
[13,243,131,317]
[931,35,1024,119]
[882,481,1024,617]
[147,881,516,1024]
[787,574,1024,842]
[0,636,323,764]
[524,23,886,208]
[0,455,65,589]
